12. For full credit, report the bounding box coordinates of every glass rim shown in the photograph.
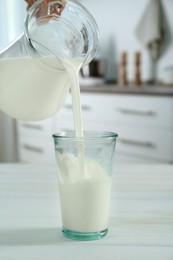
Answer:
[52,131,118,140]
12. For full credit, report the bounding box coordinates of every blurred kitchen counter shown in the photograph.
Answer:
[80,79,173,96]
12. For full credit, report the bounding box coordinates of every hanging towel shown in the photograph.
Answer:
[135,0,164,60]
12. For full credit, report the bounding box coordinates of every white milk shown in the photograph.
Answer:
[57,58,111,232]
[57,153,111,232]
[0,57,70,121]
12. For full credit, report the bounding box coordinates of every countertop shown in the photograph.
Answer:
[0,163,173,259]
[80,78,173,96]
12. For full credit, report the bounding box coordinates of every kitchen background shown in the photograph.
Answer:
[0,0,173,163]
[84,0,173,83]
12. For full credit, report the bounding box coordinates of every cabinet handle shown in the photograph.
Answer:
[119,138,154,147]
[22,144,44,153]
[64,104,73,110]
[22,123,43,130]
[65,104,91,111]
[117,108,154,116]
[82,105,91,111]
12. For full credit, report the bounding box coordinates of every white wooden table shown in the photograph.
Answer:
[0,163,173,259]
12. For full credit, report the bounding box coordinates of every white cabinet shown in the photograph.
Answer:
[17,119,55,163]
[17,92,173,164]
[54,93,173,164]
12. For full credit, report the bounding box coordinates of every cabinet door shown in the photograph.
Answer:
[18,135,55,163]
[17,118,54,163]
[111,95,173,129]
[18,119,53,137]
[113,125,173,163]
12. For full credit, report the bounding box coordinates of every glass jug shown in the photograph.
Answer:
[0,0,99,121]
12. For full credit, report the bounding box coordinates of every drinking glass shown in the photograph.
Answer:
[53,131,118,241]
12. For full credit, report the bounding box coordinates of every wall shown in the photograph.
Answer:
[0,0,26,50]
[0,0,26,162]
[81,0,173,83]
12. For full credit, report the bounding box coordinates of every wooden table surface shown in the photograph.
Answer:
[0,163,173,259]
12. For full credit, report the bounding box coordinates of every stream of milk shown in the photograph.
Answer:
[61,58,84,137]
